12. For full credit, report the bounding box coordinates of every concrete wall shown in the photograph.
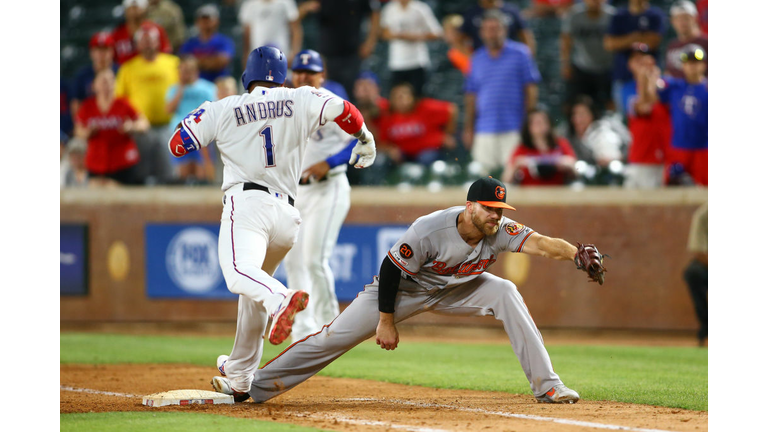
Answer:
[60,186,707,330]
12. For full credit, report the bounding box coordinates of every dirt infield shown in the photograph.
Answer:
[61,364,706,432]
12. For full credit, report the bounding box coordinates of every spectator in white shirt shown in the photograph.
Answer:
[239,0,302,68]
[380,0,442,96]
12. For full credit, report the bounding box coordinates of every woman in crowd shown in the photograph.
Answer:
[74,69,149,186]
[502,106,576,186]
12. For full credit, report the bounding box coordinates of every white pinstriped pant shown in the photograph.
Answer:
[217,183,302,392]
[284,173,351,342]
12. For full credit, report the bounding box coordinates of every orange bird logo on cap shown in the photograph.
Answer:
[495,186,505,200]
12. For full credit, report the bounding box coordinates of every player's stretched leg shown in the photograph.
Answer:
[429,273,576,402]
[218,192,301,314]
[248,278,426,403]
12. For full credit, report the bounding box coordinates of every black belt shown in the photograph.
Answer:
[243,183,295,206]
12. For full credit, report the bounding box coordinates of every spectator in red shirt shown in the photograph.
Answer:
[622,43,671,188]
[74,69,150,186]
[378,82,458,166]
[502,107,577,186]
[113,0,172,65]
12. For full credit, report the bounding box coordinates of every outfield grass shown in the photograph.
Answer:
[61,333,707,411]
[60,412,329,431]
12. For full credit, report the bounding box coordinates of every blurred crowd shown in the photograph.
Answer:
[60,0,708,189]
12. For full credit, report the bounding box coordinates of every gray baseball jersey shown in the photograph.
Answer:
[387,206,535,290]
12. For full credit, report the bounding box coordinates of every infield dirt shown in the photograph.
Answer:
[61,363,707,432]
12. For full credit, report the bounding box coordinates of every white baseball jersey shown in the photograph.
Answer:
[301,86,355,172]
[178,85,344,197]
[387,206,535,290]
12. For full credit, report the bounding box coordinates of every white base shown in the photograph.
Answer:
[142,389,234,407]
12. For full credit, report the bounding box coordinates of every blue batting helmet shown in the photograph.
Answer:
[241,46,287,90]
[291,49,324,73]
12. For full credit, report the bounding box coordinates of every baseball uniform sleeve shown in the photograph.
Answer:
[497,219,536,253]
[182,101,218,148]
[387,224,431,276]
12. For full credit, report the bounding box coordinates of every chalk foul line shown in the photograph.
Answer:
[344,397,676,432]
[60,386,679,432]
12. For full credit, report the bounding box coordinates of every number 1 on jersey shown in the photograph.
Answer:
[260,126,275,167]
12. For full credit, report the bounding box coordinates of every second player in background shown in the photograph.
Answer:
[284,49,358,343]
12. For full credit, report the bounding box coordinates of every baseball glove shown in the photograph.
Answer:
[574,243,607,285]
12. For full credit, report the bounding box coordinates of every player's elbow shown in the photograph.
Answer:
[168,129,188,158]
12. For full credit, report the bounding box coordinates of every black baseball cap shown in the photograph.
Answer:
[467,177,516,210]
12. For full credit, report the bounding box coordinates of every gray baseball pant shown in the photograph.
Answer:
[249,272,563,402]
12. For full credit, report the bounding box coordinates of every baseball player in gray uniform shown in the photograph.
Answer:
[213,177,590,404]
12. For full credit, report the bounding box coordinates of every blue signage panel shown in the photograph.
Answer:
[60,224,88,296]
[145,223,409,301]
[146,224,234,299]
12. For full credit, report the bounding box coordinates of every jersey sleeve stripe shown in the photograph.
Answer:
[181,119,201,148]
[516,231,535,253]
[387,251,417,276]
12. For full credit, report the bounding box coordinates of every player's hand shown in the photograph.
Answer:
[376,317,399,351]
[349,131,376,168]
[302,161,331,183]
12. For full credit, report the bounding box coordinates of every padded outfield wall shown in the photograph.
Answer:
[60,186,707,331]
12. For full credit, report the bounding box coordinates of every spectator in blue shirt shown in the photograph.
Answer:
[639,46,708,186]
[463,9,541,176]
[178,4,236,83]
[71,32,119,121]
[460,0,536,55]
[165,56,218,183]
[604,0,665,115]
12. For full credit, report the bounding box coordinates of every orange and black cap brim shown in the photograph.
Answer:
[476,201,516,211]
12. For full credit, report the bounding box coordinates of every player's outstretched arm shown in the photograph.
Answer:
[375,257,402,351]
[521,232,578,261]
[321,98,377,168]
[522,233,608,284]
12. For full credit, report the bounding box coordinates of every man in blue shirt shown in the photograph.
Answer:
[178,4,236,83]
[604,0,665,116]
[460,0,536,55]
[463,10,541,176]
[639,46,708,186]
[165,56,218,183]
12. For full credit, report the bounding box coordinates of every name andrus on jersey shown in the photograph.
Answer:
[431,255,497,276]
[233,99,295,127]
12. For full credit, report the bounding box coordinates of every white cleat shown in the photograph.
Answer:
[211,376,250,402]
[535,384,580,404]
[216,354,229,376]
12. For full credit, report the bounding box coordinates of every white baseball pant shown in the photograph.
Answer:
[249,272,563,401]
[218,183,302,392]
[284,173,351,342]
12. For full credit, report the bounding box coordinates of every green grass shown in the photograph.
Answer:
[61,333,707,411]
[60,412,329,431]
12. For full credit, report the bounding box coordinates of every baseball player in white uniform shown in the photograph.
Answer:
[167,46,377,402]
[212,177,596,404]
[283,50,357,343]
